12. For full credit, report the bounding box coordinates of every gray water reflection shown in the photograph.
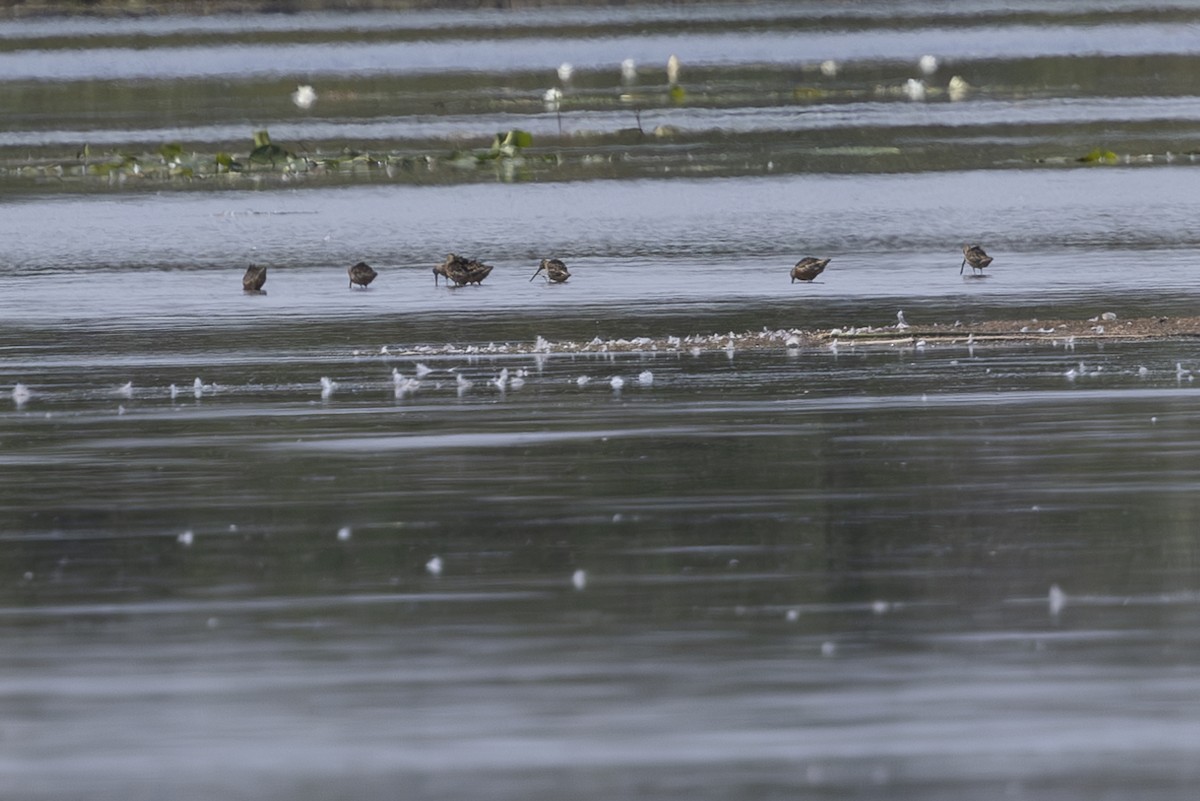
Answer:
[5,341,1200,799]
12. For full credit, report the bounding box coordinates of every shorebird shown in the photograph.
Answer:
[242,263,267,292]
[790,257,830,283]
[530,258,571,283]
[348,261,378,288]
[960,244,993,276]
[434,253,493,287]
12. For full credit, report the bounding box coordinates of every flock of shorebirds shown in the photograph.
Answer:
[241,245,995,291]
[241,252,571,292]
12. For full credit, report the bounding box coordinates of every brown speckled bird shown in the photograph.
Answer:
[790,257,830,283]
[434,253,494,287]
[960,244,993,276]
[530,258,571,283]
[348,261,378,289]
[242,263,267,292]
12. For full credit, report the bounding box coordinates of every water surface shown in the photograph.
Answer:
[3,3,1200,799]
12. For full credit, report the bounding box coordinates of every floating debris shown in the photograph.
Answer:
[11,383,31,407]
[291,84,317,109]
[947,75,970,101]
[621,58,637,83]
[903,78,927,101]
[1049,584,1067,616]
[456,373,473,396]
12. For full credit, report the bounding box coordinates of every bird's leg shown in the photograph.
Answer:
[959,259,966,275]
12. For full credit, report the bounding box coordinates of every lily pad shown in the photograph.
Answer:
[1077,148,1119,164]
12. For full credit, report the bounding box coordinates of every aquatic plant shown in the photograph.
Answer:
[248,129,293,168]
[1077,148,1119,164]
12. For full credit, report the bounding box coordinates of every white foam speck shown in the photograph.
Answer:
[637,370,654,386]
[337,526,352,542]
[177,530,195,547]
[1049,584,1067,616]
[319,377,337,399]
[903,78,927,101]
[576,376,591,387]
[116,381,134,398]
[610,376,625,391]
[291,83,317,109]
[11,383,32,407]
[414,362,433,378]
[820,641,837,657]
[426,556,443,576]
[572,569,587,590]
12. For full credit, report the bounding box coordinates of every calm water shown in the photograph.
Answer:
[3,3,1200,799]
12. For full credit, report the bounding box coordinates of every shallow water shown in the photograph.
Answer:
[3,3,1200,800]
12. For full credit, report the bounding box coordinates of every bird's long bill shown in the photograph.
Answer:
[529,267,544,282]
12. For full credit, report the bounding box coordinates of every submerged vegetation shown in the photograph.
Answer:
[1,126,559,189]
[3,125,1197,193]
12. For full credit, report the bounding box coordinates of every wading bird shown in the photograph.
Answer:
[242,263,267,292]
[960,244,993,276]
[790,257,830,283]
[530,258,571,283]
[348,261,378,289]
[434,253,494,287]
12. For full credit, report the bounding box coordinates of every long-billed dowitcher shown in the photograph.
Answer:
[530,258,571,283]
[242,263,267,292]
[434,253,494,287]
[790,257,830,283]
[348,261,378,289]
[960,244,993,276]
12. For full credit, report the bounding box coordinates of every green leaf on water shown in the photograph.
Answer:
[488,129,534,158]
[214,152,242,172]
[249,143,291,166]
[159,142,183,162]
[503,129,533,149]
[669,85,687,103]
[252,130,273,149]
[1077,148,1118,164]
